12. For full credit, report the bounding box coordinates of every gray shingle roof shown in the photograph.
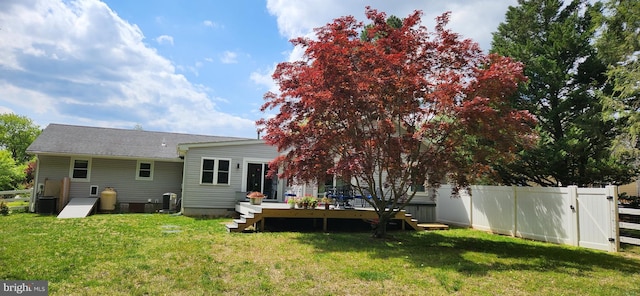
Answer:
[26,124,253,160]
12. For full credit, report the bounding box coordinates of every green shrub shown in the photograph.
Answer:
[619,193,640,208]
[0,201,9,216]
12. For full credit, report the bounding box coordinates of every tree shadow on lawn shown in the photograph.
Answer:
[293,229,640,276]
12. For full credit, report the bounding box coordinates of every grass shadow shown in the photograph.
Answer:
[293,228,640,276]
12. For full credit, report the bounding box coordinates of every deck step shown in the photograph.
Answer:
[226,223,238,230]
[417,223,449,230]
[226,211,258,232]
[227,209,264,233]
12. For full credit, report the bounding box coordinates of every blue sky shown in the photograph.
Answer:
[0,0,518,138]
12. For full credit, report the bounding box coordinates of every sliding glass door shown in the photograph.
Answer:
[246,163,277,199]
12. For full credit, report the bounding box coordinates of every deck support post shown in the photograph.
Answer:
[323,217,328,232]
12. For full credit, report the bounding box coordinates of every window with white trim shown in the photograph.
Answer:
[411,183,426,192]
[70,158,91,182]
[200,158,230,185]
[136,161,154,181]
[410,171,426,192]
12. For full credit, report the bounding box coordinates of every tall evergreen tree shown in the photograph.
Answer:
[596,0,640,159]
[491,0,635,186]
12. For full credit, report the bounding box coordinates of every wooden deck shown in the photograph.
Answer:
[226,202,447,232]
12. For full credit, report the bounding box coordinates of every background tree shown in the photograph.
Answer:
[596,0,640,159]
[0,150,26,191]
[0,113,41,163]
[259,8,535,238]
[490,0,635,186]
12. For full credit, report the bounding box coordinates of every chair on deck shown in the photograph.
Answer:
[353,189,373,207]
[327,185,355,209]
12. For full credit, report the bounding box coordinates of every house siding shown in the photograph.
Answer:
[35,155,183,204]
[36,155,71,185]
[181,142,279,214]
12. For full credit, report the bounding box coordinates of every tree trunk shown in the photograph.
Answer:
[372,213,390,238]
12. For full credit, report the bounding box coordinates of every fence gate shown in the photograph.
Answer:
[576,186,618,252]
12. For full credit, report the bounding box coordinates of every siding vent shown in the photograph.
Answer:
[90,185,99,196]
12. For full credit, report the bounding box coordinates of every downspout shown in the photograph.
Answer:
[180,158,186,214]
[29,155,40,213]
[178,146,188,214]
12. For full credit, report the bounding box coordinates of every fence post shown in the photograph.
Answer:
[468,187,473,228]
[568,185,579,247]
[606,185,619,252]
[513,186,518,237]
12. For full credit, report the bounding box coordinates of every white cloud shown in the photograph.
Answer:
[203,20,220,29]
[185,61,204,77]
[220,51,238,64]
[0,0,255,136]
[250,64,278,94]
[0,106,15,115]
[155,34,174,45]
[265,0,518,52]
[250,64,280,124]
[0,82,57,115]
[258,0,518,104]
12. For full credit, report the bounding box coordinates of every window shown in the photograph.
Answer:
[70,158,91,181]
[410,171,426,192]
[201,158,230,185]
[411,183,426,192]
[136,161,154,181]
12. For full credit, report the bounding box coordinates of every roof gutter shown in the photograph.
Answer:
[28,151,184,163]
[177,139,266,156]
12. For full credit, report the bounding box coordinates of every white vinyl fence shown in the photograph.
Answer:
[619,207,640,246]
[435,185,619,252]
[0,189,31,197]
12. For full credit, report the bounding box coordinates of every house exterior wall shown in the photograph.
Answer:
[181,142,279,216]
[618,181,639,197]
[34,154,183,204]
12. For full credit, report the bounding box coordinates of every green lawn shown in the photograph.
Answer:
[5,200,29,208]
[1,213,639,295]
[2,200,29,214]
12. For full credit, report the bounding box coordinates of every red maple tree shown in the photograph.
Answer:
[258,7,536,237]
